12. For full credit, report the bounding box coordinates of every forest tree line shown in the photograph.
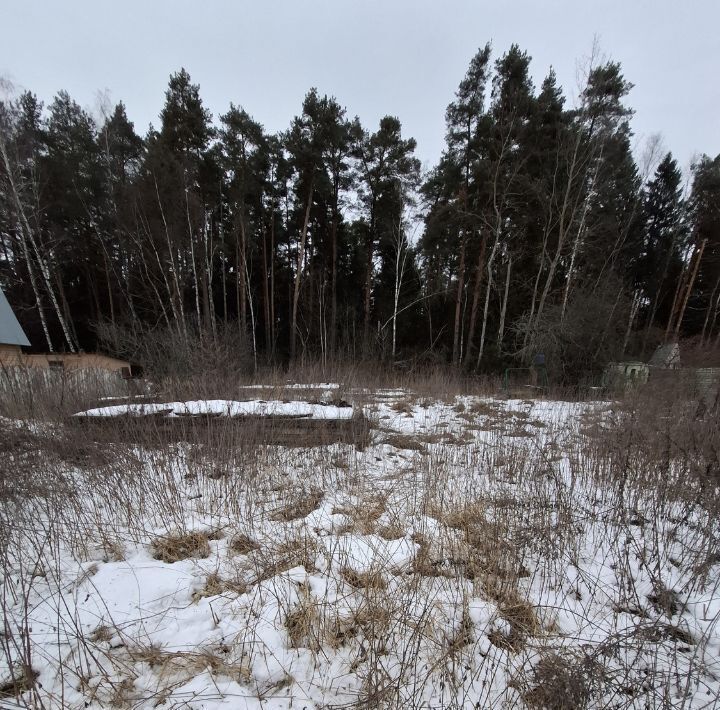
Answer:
[1,44,719,380]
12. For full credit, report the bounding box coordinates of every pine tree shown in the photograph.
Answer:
[285,89,333,360]
[44,91,104,348]
[444,43,491,364]
[219,104,267,350]
[637,153,685,343]
[97,102,143,328]
[684,155,720,342]
[141,68,215,335]
[356,116,420,355]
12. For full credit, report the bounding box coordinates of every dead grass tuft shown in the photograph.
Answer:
[447,605,475,654]
[635,622,695,645]
[193,572,247,600]
[353,601,392,639]
[131,645,252,684]
[254,537,320,582]
[229,533,260,555]
[439,501,486,531]
[271,490,324,522]
[285,597,322,651]
[391,399,414,415]
[648,585,680,617]
[90,624,114,644]
[333,495,386,535]
[341,566,387,590]
[468,400,503,416]
[517,651,601,710]
[377,522,406,540]
[100,540,126,562]
[0,665,38,700]
[109,677,135,708]
[151,531,211,563]
[381,433,427,452]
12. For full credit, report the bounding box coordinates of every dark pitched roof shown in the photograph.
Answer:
[649,343,680,369]
[0,288,31,347]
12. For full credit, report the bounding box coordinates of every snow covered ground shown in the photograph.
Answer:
[1,389,719,708]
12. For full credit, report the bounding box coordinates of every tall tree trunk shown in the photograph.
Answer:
[270,212,276,358]
[0,137,70,351]
[15,221,53,352]
[452,236,466,365]
[476,233,500,369]
[221,246,228,326]
[672,239,707,341]
[245,258,258,372]
[185,191,202,332]
[103,251,116,329]
[497,255,512,349]
[55,272,78,351]
[700,274,720,347]
[622,290,641,355]
[330,202,339,356]
[664,264,687,344]
[238,214,248,337]
[202,213,216,341]
[524,225,550,353]
[363,234,373,354]
[463,231,487,367]
[262,219,271,355]
[642,232,679,355]
[391,223,408,362]
[291,182,313,361]
[534,137,596,335]
[560,174,594,324]
[153,177,185,338]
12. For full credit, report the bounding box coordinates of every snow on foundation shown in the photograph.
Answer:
[74,398,356,420]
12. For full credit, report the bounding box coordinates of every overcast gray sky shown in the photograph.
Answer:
[1,0,718,174]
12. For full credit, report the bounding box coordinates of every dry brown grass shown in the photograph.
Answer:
[192,572,247,600]
[341,566,387,591]
[270,490,324,522]
[229,533,260,555]
[391,398,414,415]
[0,666,38,700]
[352,601,392,639]
[252,537,320,583]
[89,624,114,644]
[3,367,720,708]
[376,522,406,540]
[129,644,252,685]
[381,433,428,452]
[486,586,540,652]
[285,596,322,652]
[515,651,602,709]
[332,495,386,535]
[151,531,211,563]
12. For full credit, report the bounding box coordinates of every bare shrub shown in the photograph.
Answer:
[96,320,253,397]
[512,274,631,383]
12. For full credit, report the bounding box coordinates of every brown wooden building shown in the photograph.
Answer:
[0,288,133,377]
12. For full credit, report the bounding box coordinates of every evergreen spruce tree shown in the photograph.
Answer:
[637,153,686,342]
